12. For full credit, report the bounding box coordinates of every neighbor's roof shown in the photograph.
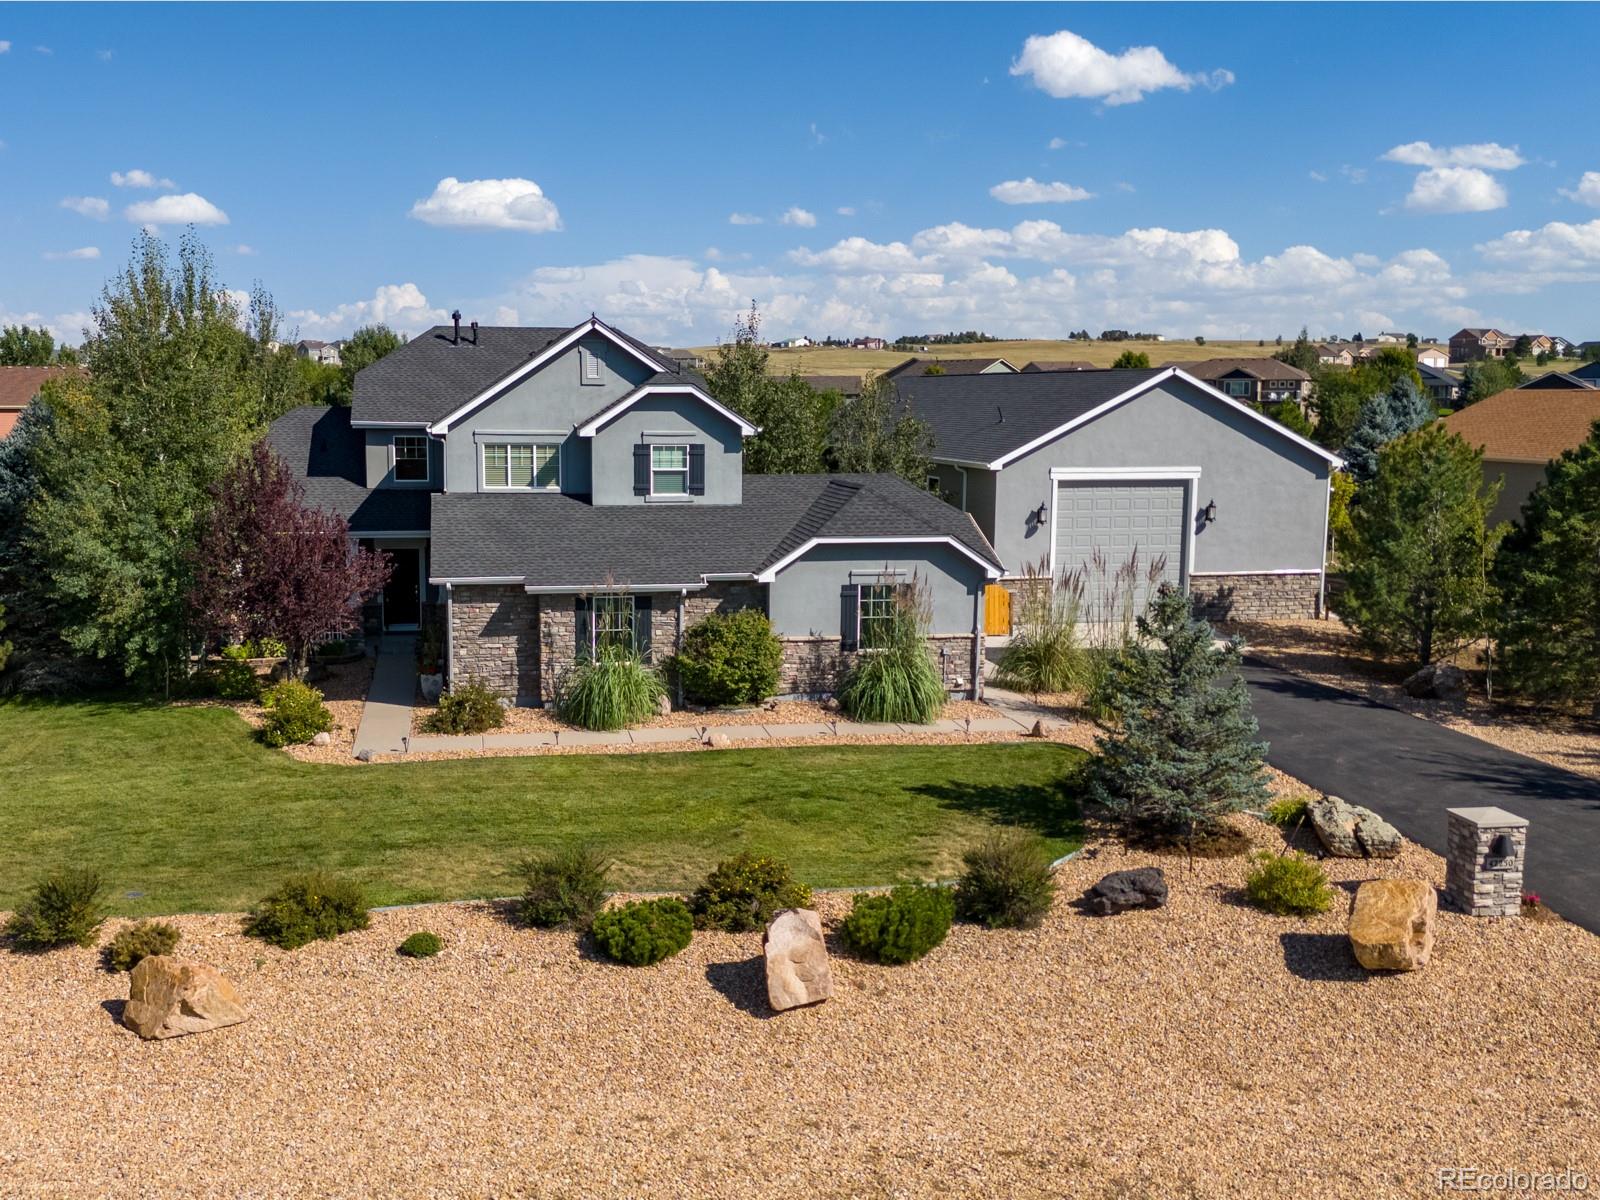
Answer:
[1440,390,1600,465]
[429,473,1001,588]
[0,365,80,410]
[266,405,432,533]
[1022,360,1097,372]
[797,373,864,393]
[882,356,1017,379]
[1170,357,1311,382]
[1515,372,1595,390]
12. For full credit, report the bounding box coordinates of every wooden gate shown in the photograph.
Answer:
[983,584,1011,636]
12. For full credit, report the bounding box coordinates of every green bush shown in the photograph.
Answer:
[516,845,611,929]
[103,920,180,971]
[3,868,107,950]
[423,679,505,734]
[954,830,1057,929]
[675,610,783,706]
[1244,852,1334,916]
[840,884,955,964]
[246,636,288,659]
[243,871,370,949]
[590,897,694,966]
[688,852,812,932]
[215,645,262,700]
[398,931,442,958]
[557,647,667,731]
[1265,794,1311,827]
[259,679,333,747]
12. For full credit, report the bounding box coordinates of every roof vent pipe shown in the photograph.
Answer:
[470,320,479,345]
[451,310,461,344]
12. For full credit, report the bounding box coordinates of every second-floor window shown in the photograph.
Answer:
[1223,380,1252,398]
[393,435,429,482]
[483,442,559,490]
[650,445,689,495]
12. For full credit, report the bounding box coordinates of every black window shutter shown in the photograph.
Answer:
[688,444,706,495]
[633,444,650,495]
[839,584,858,650]
[575,597,593,660]
[633,594,652,658]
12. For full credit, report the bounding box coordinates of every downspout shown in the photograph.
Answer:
[1318,470,1333,619]
[971,585,984,701]
[444,582,454,685]
[676,588,686,708]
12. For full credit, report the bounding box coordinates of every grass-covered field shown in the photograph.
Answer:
[0,699,1085,916]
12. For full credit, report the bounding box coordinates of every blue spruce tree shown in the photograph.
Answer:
[1342,376,1432,484]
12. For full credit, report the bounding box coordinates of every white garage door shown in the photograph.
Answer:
[1054,480,1187,616]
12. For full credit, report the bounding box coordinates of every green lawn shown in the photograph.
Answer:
[0,700,1085,916]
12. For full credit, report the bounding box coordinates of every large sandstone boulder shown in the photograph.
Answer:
[1309,795,1402,859]
[124,956,248,1040]
[1349,879,1436,971]
[1402,662,1468,703]
[1083,867,1168,916]
[763,908,832,1012]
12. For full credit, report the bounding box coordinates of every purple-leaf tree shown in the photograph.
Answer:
[188,441,391,676]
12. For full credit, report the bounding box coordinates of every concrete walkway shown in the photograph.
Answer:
[351,636,417,757]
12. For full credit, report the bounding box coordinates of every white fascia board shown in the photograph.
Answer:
[428,317,669,435]
[1049,465,1201,481]
[575,383,759,438]
[520,582,708,595]
[755,536,1002,583]
[930,453,993,470]
[427,575,525,586]
[351,420,431,429]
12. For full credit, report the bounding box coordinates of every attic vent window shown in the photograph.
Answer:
[580,347,603,385]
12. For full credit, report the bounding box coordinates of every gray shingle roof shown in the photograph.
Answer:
[267,405,431,533]
[883,356,1018,380]
[428,473,1000,588]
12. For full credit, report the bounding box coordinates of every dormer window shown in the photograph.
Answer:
[580,346,603,385]
[393,434,429,482]
[650,445,689,495]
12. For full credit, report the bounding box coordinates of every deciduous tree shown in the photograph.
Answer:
[702,303,828,473]
[830,372,933,486]
[1110,350,1151,369]
[0,324,56,366]
[1459,358,1524,406]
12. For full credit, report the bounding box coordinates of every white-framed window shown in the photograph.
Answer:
[580,346,603,385]
[1223,380,1252,398]
[576,593,653,660]
[393,434,429,482]
[650,444,689,495]
[593,595,635,652]
[857,583,899,649]
[482,441,560,490]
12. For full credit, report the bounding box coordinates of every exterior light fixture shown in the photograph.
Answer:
[1202,499,1218,525]
[1490,833,1515,860]
[1033,503,1048,524]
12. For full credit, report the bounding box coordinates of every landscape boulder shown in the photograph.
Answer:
[1309,795,1402,859]
[1083,867,1168,915]
[763,908,833,1012]
[704,731,732,749]
[123,956,248,1040]
[311,731,332,747]
[1348,879,1436,971]
[1402,662,1468,703]
[655,693,673,718]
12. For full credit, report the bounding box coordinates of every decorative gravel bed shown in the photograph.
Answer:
[2,817,1594,1198]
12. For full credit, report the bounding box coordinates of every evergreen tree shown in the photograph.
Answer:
[1088,585,1270,841]
[0,602,10,674]
[1492,421,1600,706]
[1341,375,1433,483]
[1459,358,1524,406]
[830,372,933,486]
[1273,327,1319,374]
[1334,425,1499,666]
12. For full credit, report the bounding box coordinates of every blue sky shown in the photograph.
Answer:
[4,3,1599,346]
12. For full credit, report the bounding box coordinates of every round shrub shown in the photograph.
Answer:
[954,829,1057,929]
[590,897,693,966]
[675,610,783,706]
[103,920,181,971]
[688,852,812,932]
[1244,851,1334,916]
[840,884,955,965]
[4,867,107,951]
[423,679,504,735]
[516,845,611,929]
[1265,795,1311,827]
[243,871,370,950]
[398,931,443,958]
[556,648,667,731]
[259,680,333,748]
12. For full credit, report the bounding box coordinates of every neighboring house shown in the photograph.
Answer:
[850,337,887,350]
[1418,363,1463,406]
[882,356,1019,381]
[657,348,707,372]
[1170,358,1311,406]
[1415,346,1450,369]
[1449,327,1514,363]
[772,336,813,349]
[1316,344,1355,367]
[1518,334,1555,356]
[1548,336,1575,357]
[297,339,342,366]
[1440,389,1600,527]
[268,316,1001,703]
[1568,360,1600,384]
[896,366,1343,623]
[798,374,863,398]
[1022,360,1098,372]
[1376,331,1407,344]
[0,365,77,438]
[1515,372,1595,390]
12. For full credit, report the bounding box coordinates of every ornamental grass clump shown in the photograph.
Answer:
[557,647,667,731]
[840,884,955,965]
[4,868,107,951]
[516,845,612,929]
[423,679,504,735]
[838,577,945,725]
[103,920,180,971]
[1244,851,1334,916]
[688,852,812,932]
[954,829,1057,930]
[675,609,783,706]
[243,871,370,950]
[590,898,694,966]
[259,679,333,747]
[993,558,1089,695]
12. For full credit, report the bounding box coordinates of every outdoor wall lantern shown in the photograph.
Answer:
[1032,502,1048,525]
[1202,499,1218,525]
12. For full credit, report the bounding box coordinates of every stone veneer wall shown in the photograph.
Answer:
[1189,573,1322,621]
[448,585,540,705]
[778,635,979,698]
[1444,808,1528,918]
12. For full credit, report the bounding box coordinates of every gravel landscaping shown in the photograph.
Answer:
[3,815,1595,1199]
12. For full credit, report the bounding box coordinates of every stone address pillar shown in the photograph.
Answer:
[1444,807,1528,918]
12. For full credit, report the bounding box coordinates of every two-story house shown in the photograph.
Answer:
[1448,328,1514,363]
[1168,358,1311,407]
[269,316,1001,704]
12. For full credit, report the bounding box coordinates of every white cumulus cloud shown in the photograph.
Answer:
[836,206,856,217]
[1011,29,1234,106]
[42,246,100,261]
[123,192,229,226]
[989,177,1093,204]
[0,41,10,53]
[60,195,109,219]
[1558,171,1600,207]
[288,283,448,339]
[409,177,562,233]
[1477,219,1600,271]
[1403,167,1507,213]
[780,206,817,228]
[110,168,176,189]
[728,212,763,225]
[1382,141,1525,170]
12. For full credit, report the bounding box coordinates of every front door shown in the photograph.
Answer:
[383,547,421,630]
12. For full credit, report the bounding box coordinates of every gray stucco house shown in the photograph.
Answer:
[899,366,1343,624]
[269,316,1002,703]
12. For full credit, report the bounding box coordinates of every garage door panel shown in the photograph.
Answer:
[1054,481,1186,614]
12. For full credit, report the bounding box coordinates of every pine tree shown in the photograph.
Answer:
[1088,585,1270,842]
[1341,375,1433,483]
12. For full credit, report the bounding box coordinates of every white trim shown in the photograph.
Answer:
[701,572,758,581]
[648,442,691,497]
[444,582,454,683]
[930,454,992,470]
[1049,465,1201,482]
[351,529,431,538]
[985,368,1345,470]
[575,382,758,439]
[479,438,562,492]
[427,575,525,586]
[389,432,432,486]
[521,583,708,595]
[429,317,670,434]
[1048,469,1200,590]
[351,420,429,429]
[755,535,1002,583]
[1189,568,1322,576]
